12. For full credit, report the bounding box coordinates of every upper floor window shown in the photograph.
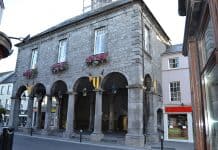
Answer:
[144,26,150,52]
[7,85,12,95]
[169,57,179,69]
[58,39,67,63]
[170,81,181,101]
[94,27,106,55]
[30,49,38,69]
[0,86,4,95]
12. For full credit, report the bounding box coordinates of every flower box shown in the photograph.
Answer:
[86,53,108,66]
[23,68,37,79]
[51,61,68,74]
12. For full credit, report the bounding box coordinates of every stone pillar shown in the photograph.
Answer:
[88,97,94,131]
[54,100,60,129]
[36,99,42,129]
[25,96,34,134]
[64,93,75,138]
[44,95,52,131]
[146,94,159,143]
[108,97,114,131]
[8,97,20,130]
[125,87,144,147]
[90,90,104,142]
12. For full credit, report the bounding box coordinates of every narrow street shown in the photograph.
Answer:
[13,134,142,150]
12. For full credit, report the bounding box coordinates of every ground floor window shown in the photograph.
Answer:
[168,114,188,140]
[204,65,218,149]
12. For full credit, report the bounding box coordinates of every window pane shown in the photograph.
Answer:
[169,58,179,69]
[204,65,218,149]
[170,81,181,101]
[30,49,38,69]
[168,114,188,140]
[144,26,149,52]
[94,28,106,55]
[58,39,67,63]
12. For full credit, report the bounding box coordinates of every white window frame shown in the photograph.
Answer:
[94,27,106,55]
[169,57,179,69]
[0,86,4,95]
[30,49,38,69]
[170,81,181,101]
[7,85,11,95]
[144,26,150,52]
[58,39,67,63]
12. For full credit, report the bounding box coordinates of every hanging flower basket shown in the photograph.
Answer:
[86,53,108,66]
[51,61,68,74]
[23,68,38,79]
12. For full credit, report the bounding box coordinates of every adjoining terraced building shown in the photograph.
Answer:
[9,0,170,147]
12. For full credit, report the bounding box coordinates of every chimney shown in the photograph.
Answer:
[91,0,112,10]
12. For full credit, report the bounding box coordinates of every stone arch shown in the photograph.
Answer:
[143,74,152,134]
[73,77,95,132]
[16,85,27,98]
[31,83,46,129]
[51,80,68,130]
[101,72,128,133]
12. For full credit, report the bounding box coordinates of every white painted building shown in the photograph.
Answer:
[0,71,14,125]
[161,44,193,142]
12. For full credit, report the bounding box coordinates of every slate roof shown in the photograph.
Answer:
[0,71,15,83]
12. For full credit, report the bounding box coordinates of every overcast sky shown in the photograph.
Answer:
[0,0,186,73]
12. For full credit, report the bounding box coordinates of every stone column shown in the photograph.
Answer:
[88,97,94,131]
[25,95,34,134]
[90,90,104,142]
[54,100,60,129]
[8,97,20,130]
[125,87,144,147]
[36,99,42,129]
[44,95,52,132]
[146,94,159,143]
[108,97,114,132]
[64,92,75,138]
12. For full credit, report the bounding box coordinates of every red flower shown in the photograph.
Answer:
[85,53,108,66]
[51,62,68,74]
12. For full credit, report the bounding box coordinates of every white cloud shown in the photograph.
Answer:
[0,0,186,73]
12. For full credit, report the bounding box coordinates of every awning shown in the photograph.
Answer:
[165,106,192,113]
[0,31,12,59]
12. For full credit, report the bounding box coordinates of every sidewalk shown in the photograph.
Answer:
[14,132,194,150]
[14,132,148,150]
[150,141,194,150]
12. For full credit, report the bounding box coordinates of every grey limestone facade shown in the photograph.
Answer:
[9,0,170,147]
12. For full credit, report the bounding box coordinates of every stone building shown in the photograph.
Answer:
[9,0,170,147]
[161,44,193,143]
[179,0,218,149]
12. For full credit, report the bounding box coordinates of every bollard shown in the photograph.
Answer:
[2,127,14,150]
[160,135,164,150]
[30,128,33,136]
[79,129,83,143]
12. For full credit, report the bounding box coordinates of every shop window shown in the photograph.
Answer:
[204,65,218,149]
[202,19,215,63]
[168,114,188,140]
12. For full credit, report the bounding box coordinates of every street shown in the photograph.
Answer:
[13,134,141,150]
